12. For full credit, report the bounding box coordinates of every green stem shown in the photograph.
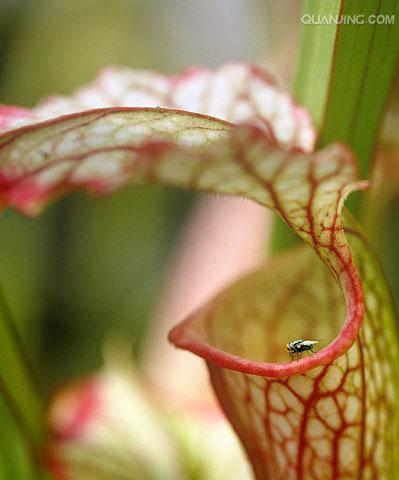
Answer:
[0,283,43,397]
[0,375,40,473]
[0,281,44,474]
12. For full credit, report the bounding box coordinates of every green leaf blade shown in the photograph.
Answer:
[319,0,399,178]
[294,0,342,124]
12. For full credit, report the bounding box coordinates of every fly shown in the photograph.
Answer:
[285,339,319,361]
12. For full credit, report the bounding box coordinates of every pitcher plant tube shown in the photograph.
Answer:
[0,63,398,479]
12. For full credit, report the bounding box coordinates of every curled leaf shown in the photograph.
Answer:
[172,229,399,478]
[0,108,367,370]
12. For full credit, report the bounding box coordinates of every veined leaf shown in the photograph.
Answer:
[182,227,399,478]
[0,64,397,478]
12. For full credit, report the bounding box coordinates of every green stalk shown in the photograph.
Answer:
[272,0,399,253]
[0,283,44,477]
